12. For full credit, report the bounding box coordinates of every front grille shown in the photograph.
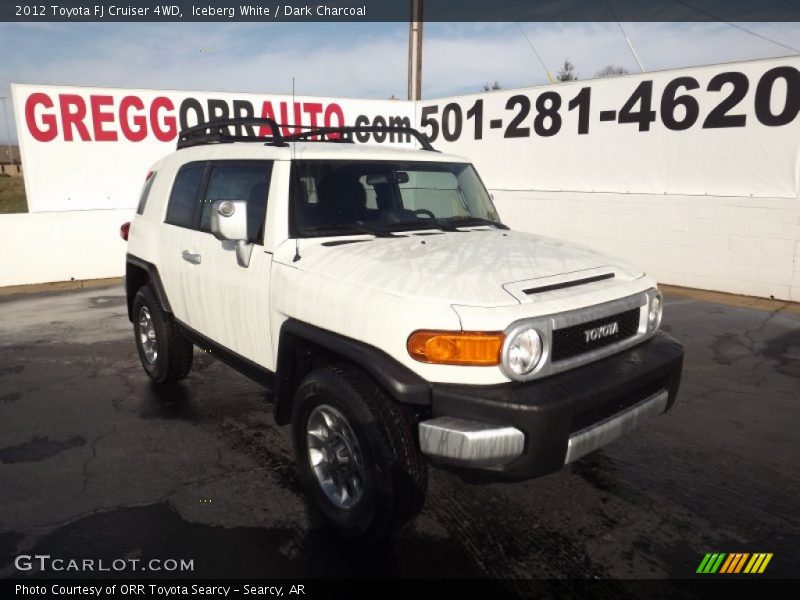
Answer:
[570,379,667,434]
[551,308,640,362]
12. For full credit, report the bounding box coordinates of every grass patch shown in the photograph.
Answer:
[0,176,28,213]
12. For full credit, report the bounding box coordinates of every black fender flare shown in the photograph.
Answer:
[125,254,172,321]
[273,319,431,425]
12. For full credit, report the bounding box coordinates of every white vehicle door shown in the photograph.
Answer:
[157,161,208,326]
[184,160,275,369]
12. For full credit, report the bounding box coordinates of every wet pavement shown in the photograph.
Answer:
[0,285,798,580]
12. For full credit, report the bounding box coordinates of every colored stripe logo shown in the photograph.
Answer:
[697,552,773,574]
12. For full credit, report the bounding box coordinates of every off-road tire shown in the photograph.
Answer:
[132,285,193,383]
[291,365,427,543]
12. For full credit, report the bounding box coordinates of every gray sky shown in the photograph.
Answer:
[1,21,799,141]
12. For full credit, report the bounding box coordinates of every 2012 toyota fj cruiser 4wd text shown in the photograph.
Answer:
[123,118,683,542]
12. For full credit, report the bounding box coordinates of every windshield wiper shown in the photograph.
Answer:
[389,219,462,232]
[303,223,397,238]
[446,216,510,230]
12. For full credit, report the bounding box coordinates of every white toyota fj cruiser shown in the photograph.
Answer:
[124,119,683,541]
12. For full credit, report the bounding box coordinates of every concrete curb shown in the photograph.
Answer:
[0,277,124,297]
[660,284,800,314]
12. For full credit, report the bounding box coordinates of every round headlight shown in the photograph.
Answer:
[649,294,663,330]
[506,328,543,376]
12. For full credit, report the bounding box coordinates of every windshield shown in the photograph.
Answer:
[290,160,503,237]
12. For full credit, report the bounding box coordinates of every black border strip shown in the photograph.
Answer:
[3,0,800,22]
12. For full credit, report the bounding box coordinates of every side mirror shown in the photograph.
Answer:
[210,200,253,268]
[210,200,248,242]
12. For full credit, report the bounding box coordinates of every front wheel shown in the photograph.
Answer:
[291,365,427,543]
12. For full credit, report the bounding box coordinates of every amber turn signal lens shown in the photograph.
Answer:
[407,330,505,366]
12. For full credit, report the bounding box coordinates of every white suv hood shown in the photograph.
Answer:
[289,229,643,307]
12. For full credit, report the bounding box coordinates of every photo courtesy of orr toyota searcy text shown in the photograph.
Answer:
[14,584,299,596]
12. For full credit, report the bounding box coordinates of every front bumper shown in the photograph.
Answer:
[419,331,683,480]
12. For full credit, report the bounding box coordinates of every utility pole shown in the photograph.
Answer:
[407,0,423,101]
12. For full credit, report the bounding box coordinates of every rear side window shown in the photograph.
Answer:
[136,171,156,215]
[199,162,273,244]
[165,164,204,228]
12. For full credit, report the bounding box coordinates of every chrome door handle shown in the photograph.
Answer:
[181,250,202,265]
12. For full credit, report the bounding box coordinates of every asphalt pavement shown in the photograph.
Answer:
[0,285,798,581]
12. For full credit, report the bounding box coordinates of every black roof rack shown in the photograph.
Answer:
[176,118,286,150]
[176,119,436,152]
[286,125,436,152]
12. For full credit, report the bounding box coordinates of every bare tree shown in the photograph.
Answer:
[481,81,502,91]
[595,65,629,78]
[556,60,577,82]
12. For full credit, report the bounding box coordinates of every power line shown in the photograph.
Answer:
[514,22,555,83]
[759,22,800,46]
[726,0,800,46]
[500,0,555,84]
[606,1,646,72]
[671,0,800,53]
[616,22,646,72]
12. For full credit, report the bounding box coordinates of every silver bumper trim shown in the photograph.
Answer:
[565,389,669,464]
[419,417,525,469]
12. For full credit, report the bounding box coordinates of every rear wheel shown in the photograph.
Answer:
[132,286,193,383]
[292,365,427,543]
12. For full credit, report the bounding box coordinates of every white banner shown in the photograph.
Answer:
[11,85,413,212]
[415,56,800,199]
[11,56,800,212]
